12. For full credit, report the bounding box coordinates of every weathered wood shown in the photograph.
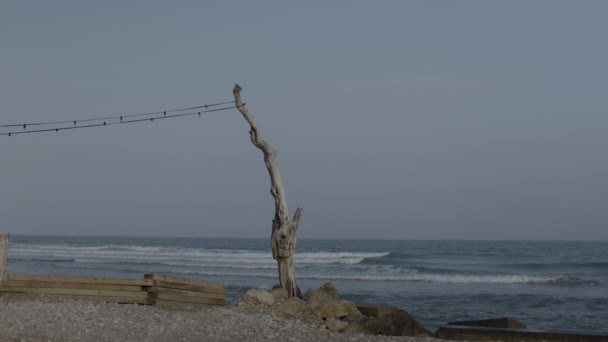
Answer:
[144,274,225,293]
[151,286,225,299]
[149,292,225,305]
[0,233,8,280]
[0,292,147,304]
[149,299,218,309]
[0,285,147,298]
[151,280,227,294]
[2,273,228,308]
[7,274,154,286]
[233,84,303,298]
[1,280,143,292]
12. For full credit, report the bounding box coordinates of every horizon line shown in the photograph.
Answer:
[5,233,607,243]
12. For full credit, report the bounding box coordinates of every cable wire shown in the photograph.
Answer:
[0,100,236,128]
[1,105,241,137]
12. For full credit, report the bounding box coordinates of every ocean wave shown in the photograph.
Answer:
[499,261,608,270]
[74,259,279,269]
[9,257,75,263]
[9,244,390,265]
[163,269,591,285]
[301,274,567,284]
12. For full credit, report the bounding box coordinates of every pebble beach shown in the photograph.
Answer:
[0,298,451,342]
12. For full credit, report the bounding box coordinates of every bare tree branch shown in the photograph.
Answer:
[233,84,303,298]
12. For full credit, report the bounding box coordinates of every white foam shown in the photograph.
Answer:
[8,244,389,266]
[301,274,563,283]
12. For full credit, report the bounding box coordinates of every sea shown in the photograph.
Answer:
[4,235,607,334]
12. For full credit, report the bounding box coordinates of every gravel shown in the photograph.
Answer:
[0,298,452,342]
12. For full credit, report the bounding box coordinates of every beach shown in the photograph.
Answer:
[0,297,448,342]
[7,236,608,334]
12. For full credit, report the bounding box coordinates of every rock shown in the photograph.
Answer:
[269,288,288,301]
[348,304,432,336]
[276,297,307,316]
[236,289,275,306]
[326,318,349,332]
[342,313,363,324]
[306,283,339,308]
[317,300,362,320]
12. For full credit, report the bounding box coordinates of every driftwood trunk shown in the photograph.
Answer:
[233,84,303,298]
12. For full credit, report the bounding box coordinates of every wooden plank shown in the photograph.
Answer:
[1,280,143,292]
[7,274,153,286]
[150,299,220,309]
[0,286,147,298]
[150,292,225,305]
[0,292,147,304]
[152,280,228,295]
[151,286,225,300]
[144,274,225,292]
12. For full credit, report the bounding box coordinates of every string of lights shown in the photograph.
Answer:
[1,101,235,129]
[1,102,242,137]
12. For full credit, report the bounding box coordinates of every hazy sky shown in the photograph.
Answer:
[1,1,606,240]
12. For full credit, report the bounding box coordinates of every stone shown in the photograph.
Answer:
[269,287,288,301]
[317,300,362,320]
[236,289,275,306]
[326,318,349,332]
[348,304,432,336]
[276,297,307,316]
[342,313,363,324]
[306,283,339,308]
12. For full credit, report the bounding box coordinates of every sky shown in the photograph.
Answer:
[0,1,606,240]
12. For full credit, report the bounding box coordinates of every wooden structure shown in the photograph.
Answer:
[145,274,227,308]
[0,273,227,308]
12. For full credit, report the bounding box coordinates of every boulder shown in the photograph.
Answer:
[269,287,288,301]
[237,289,275,306]
[276,297,307,316]
[342,313,364,324]
[326,318,349,332]
[317,300,362,320]
[306,283,339,308]
[347,304,432,336]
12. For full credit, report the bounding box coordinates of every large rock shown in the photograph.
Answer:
[276,297,307,316]
[269,287,288,301]
[306,283,339,308]
[326,318,349,332]
[345,304,432,336]
[237,289,275,306]
[317,300,362,320]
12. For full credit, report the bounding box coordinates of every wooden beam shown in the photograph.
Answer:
[151,280,228,295]
[149,292,225,305]
[144,274,225,293]
[151,286,225,300]
[1,280,143,292]
[0,292,147,304]
[149,299,218,309]
[0,285,147,298]
[7,274,153,286]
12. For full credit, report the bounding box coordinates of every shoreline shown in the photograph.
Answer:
[0,297,450,342]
